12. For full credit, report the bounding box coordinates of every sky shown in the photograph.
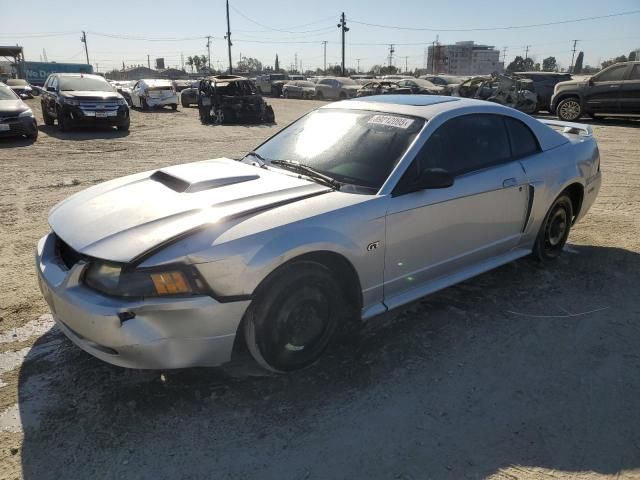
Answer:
[2,0,639,73]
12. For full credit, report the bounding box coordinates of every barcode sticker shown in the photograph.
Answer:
[368,115,414,129]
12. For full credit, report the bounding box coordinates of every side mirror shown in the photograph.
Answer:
[396,167,454,195]
[47,86,56,92]
[587,77,594,86]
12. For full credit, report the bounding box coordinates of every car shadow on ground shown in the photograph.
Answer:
[17,245,640,479]
[38,125,130,141]
[0,137,37,149]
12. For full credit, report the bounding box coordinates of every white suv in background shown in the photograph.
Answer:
[130,79,178,110]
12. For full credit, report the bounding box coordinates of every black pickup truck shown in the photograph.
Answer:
[41,73,130,131]
[551,61,640,121]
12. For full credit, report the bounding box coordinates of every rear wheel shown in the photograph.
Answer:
[244,261,343,372]
[556,97,582,121]
[171,104,177,110]
[533,194,573,261]
[181,98,190,108]
[141,97,149,111]
[316,91,324,100]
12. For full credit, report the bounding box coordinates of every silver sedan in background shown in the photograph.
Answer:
[282,80,316,99]
[36,95,601,373]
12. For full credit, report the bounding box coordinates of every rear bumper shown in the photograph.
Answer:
[35,233,250,369]
[146,95,178,107]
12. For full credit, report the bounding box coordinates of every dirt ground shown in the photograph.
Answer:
[0,98,639,480]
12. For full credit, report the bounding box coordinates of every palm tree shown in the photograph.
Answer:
[186,56,194,73]
[193,55,202,72]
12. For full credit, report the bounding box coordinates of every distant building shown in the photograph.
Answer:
[427,41,503,75]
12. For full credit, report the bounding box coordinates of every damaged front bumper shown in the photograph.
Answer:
[35,233,249,369]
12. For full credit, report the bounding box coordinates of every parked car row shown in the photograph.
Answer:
[0,82,38,140]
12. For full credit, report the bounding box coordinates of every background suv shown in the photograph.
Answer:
[551,61,640,121]
[41,74,129,131]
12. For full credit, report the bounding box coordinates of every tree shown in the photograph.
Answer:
[629,51,637,61]
[542,56,557,72]
[573,51,584,74]
[275,54,280,72]
[186,56,194,73]
[602,55,628,69]
[533,63,541,71]
[199,55,208,70]
[192,55,202,72]
[237,57,262,73]
[506,56,534,73]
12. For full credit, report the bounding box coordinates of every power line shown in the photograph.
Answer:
[349,9,640,32]
[230,4,335,34]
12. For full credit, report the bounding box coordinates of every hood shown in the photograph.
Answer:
[61,91,120,100]
[555,79,587,90]
[49,158,329,263]
[0,99,28,114]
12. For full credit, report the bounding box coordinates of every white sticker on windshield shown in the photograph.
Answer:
[368,115,414,129]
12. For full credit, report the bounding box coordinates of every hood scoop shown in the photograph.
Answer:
[151,162,260,193]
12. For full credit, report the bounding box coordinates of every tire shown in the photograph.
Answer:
[42,107,54,126]
[141,98,149,111]
[117,122,130,132]
[339,91,346,99]
[244,261,344,372]
[171,104,177,111]
[533,193,574,261]
[181,98,190,108]
[263,105,275,123]
[556,97,582,121]
[57,108,68,131]
[315,91,323,100]
[283,89,289,99]
[26,125,38,140]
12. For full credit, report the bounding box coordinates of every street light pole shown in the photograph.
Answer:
[225,0,233,74]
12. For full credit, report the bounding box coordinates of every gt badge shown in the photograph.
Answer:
[366,241,380,252]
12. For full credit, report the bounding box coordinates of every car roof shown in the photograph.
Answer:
[140,78,173,84]
[324,95,568,151]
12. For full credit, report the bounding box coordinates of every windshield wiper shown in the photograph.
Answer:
[270,160,341,190]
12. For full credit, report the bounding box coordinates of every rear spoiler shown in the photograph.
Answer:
[539,119,593,137]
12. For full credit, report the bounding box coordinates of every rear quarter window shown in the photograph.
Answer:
[504,117,540,159]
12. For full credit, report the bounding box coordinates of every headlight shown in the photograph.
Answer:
[84,261,207,298]
[62,97,80,106]
[18,109,34,118]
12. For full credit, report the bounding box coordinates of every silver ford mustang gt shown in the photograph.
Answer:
[36,95,601,372]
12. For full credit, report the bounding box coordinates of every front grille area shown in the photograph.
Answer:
[56,235,84,270]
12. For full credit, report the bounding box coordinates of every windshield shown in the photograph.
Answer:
[0,84,19,100]
[271,74,286,81]
[6,79,28,86]
[59,76,114,92]
[251,109,424,191]
[338,78,357,86]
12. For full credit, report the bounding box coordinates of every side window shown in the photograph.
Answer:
[411,114,511,177]
[319,79,329,86]
[595,64,627,82]
[504,117,540,159]
[629,64,640,81]
[50,77,58,90]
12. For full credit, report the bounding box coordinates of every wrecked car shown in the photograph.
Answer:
[36,95,601,372]
[454,73,538,114]
[198,75,275,124]
[356,81,411,97]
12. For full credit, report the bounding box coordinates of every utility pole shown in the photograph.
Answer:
[502,47,508,63]
[337,12,349,76]
[388,44,395,68]
[81,31,90,65]
[147,54,150,69]
[181,52,184,71]
[205,36,212,70]
[356,58,361,73]
[294,52,298,72]
[524,45,530,60]
[569,39,579,73]
[225,0,233,74]
[404,56,408,73]
[322,41,327,74]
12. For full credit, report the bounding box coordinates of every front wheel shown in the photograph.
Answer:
[556,97,582,121]
[42,107,54,126]
[171,104,177,111]
[244,261,343,372]
[533,194,574,261]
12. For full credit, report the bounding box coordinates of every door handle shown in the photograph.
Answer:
[609,85,620,88]
[502,178,517,188]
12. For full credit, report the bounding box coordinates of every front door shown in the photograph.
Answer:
[384,113,530,305]
[584,63,628,113]
[620,63,640,114]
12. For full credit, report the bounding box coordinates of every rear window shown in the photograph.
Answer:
[6,79,28,86]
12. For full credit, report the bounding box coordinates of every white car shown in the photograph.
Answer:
[129,79,178,110]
